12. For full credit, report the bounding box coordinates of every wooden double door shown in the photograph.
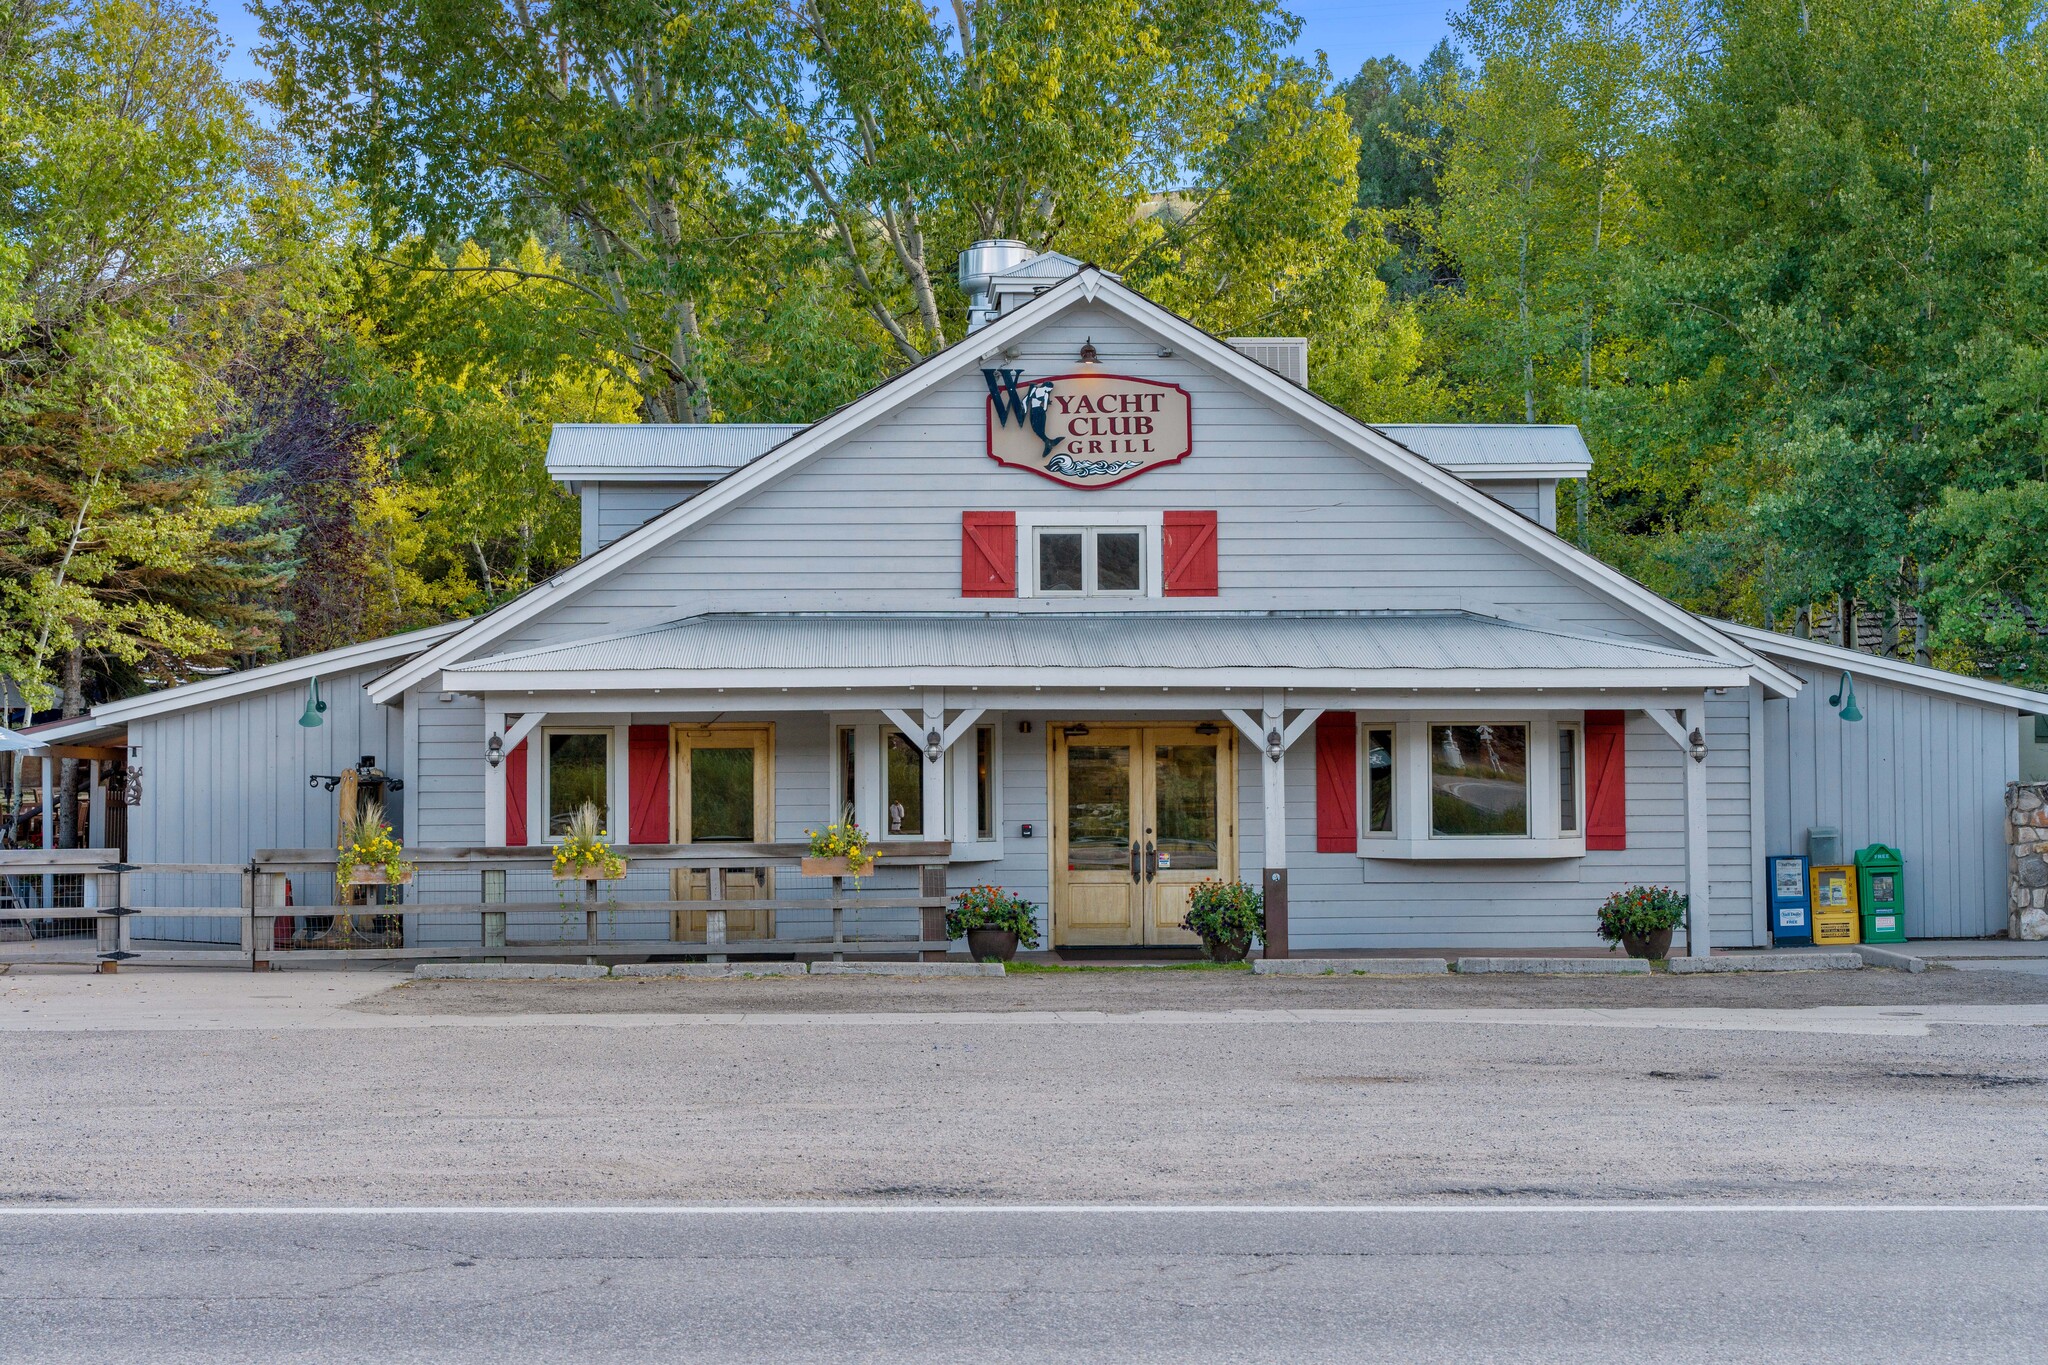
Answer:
[1052,724,1236,946]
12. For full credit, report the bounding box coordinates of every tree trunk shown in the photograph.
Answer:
[56,646,84,849]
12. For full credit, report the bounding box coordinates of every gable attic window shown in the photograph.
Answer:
[1035,527,1146,596]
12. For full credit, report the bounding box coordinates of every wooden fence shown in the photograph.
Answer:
[0,843,953,970]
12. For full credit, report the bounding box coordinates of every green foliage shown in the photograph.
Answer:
[946,884,1042,948]
[1595,884,1687,945]
[1181,878,1265,946]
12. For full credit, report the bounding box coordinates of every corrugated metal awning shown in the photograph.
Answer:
[448,611,1747,691]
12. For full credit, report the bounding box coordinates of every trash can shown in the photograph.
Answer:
[1810,864,1860,945]
[1855,843,1906,943]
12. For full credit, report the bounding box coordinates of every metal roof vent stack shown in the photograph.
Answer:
[960,239,1036,332]
[1228,337,1309,387]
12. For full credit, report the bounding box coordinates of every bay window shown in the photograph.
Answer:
[1352,716,1587,859]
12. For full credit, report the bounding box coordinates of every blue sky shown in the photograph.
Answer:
[210,2,1456,91]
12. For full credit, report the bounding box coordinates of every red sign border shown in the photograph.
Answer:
[983,371,1194,490]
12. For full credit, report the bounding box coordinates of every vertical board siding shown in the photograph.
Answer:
[126,661,402,941]
[1763,663,2014,939]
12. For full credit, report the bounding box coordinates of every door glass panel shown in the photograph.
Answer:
[1039,531,1083,592]
[1096,532,1143,592]
[1153,744,1219,870]
[547,733,609,836]
[886,731,923,835]
[1066,744,1131,869]
[690,746,756,842]
[1429,723,1529,836]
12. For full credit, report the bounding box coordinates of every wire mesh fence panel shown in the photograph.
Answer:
[130,871,245,947]
[0,871,95,961]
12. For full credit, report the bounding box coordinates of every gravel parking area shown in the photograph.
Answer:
[354,961,2048,1016]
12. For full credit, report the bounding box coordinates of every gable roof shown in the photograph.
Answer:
[32,620,466,743]
[546,423,808,482]
[369,268,1799,703]
[1375,425,1593,479]
[1716,621,2048,711]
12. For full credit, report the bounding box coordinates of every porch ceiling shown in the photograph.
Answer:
[443,611,1754,693]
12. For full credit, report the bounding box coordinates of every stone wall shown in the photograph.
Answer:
[2005,782,2048,940]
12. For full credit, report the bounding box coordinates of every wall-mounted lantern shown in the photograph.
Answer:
[298,677,327,728]
[486,732,505,768]
[1828,671,1863,723]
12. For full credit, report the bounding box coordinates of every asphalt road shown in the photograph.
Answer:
[4,1206,2044,1363]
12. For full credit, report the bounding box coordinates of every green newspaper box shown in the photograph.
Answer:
[1854,843,1906,943]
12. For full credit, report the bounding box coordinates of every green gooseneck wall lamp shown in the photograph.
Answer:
[298,676,328,728]
[1828,670,1862,723]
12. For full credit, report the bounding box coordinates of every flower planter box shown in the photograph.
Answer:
[552,862,628,882]
[802,856,869,878]
[347,868,414,886]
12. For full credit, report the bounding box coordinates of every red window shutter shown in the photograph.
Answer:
[628,725,671,846]
[1315,712,1358,852]
[962,511,1016,597]
[1163,511,1219,596]
[504,740,529,847]
[1585,710,1626,850]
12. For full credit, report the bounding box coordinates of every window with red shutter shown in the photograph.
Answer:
[961,511,1016,597]
[1314,712,1357,852]
[627,725,671,845]
[504,740,529,847]
[1584,710,1626,850]
[1162,510,1218,596]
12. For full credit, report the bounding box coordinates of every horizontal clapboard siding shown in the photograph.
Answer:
[489,307,1684,656]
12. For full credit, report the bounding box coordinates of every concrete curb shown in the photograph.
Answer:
[414,963,608,981]
[1456,957,1650,975]
[612,963,808,979]
[808,961,1005,977]
[1853,945,1931,973]
[1254,958,1450,976]
[1668,953,1862,974]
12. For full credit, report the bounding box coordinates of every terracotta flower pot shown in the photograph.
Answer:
[965,927,1020,963]
[1620,926,1674,959]
[1200,935,1252,964]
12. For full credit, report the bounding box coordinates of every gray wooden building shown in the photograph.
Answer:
[37,248,2046,952]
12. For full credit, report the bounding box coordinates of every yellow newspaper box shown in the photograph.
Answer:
[1810,865,1861,945]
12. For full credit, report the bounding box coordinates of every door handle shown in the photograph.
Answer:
[1145,841,1158,882]
[1129,842,1141,883]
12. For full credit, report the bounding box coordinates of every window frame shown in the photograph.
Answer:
[1352,714,1586,860]
[1015,510,1165,599]
[537,726,618,844]
[831,714,1005,860]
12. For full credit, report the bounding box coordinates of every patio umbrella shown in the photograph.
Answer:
[0,728,39,754]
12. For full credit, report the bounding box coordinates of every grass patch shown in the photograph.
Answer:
[1003,959,1253,974]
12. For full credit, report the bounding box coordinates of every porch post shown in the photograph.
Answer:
[1644,700,1712,959]
[482,705,506,846]
[87,759,106,849]
[1223,693,1323,960]
[1684,695,1711,959]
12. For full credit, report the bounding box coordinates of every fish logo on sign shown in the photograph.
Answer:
[982,368,1192,489]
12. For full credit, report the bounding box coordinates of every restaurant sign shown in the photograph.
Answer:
[983,369,1192,489]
